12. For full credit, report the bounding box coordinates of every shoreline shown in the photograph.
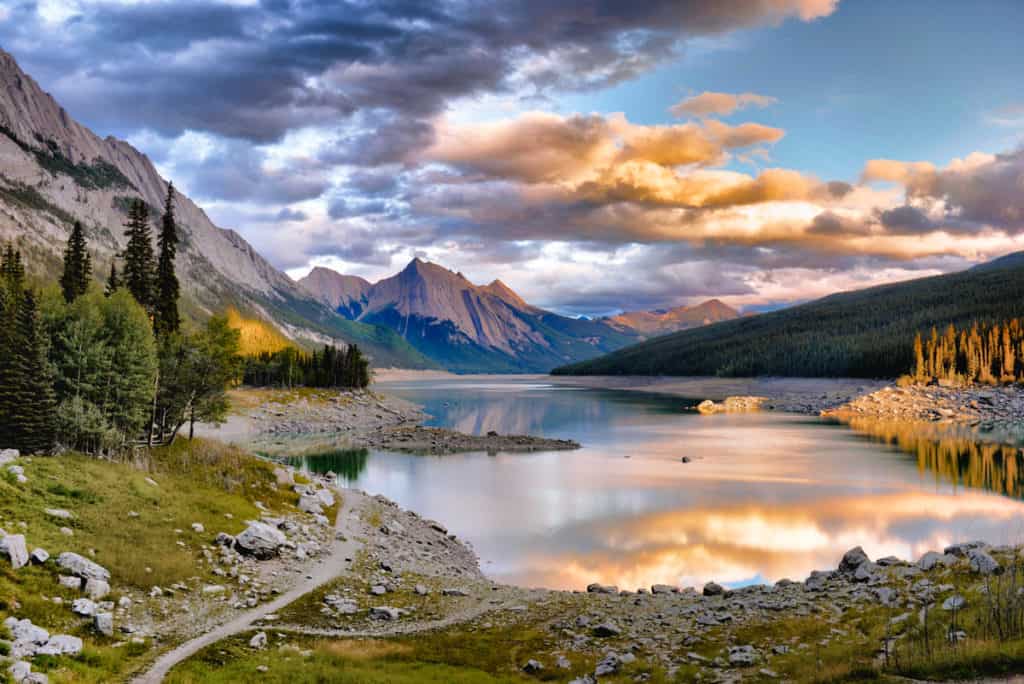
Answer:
[195,386,580,455]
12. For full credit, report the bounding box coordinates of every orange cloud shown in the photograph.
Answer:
[670,91,778,118]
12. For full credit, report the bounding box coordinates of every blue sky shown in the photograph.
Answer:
[3,0,1024,315]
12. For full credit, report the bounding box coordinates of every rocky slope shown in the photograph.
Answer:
[604,298,739,338]
[0,49,433,369]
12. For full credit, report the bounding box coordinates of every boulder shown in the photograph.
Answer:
[944,541,986,558]
[0,533,29,569]
[522,659,543,673]
[273,467,294,487]
[315,488,335,507]
[839,546,870,573]
[84,578,110,600]
[702,582,725,597]
[44,508,73,520]
[94,612,114,637]
[369,606,401,620]
[942,595,966,611]
[249,631,268,649]
[0,448,19,464]
[586,582,618,594]
[594,653,621,676]
[235,522,287,560]
[592,622,621,637]
[5,617,49,659]
[36,634,82,656]
[297,495,324,515]
[728,645,759,666]
[58,575,83,590]
[29,548,49,564]
[72,598,97,617]
[57,552,111,582]
[968,549,1002,575]
[190,522,205,534]
[9,662,32,683]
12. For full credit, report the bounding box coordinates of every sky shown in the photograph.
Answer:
[3,0,1024,316]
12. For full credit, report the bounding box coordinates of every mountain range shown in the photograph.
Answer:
[298,262,737,373]
[0,49,735,374]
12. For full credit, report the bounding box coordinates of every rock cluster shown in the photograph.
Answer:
[823,384,1024,427]
[696,396,768,414]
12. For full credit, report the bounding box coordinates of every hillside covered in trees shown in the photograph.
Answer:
[553,253,1024,379]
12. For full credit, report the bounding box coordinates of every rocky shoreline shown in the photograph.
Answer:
[201,388,578,455]
[823,383,1024,427]
[248,480,1024,683]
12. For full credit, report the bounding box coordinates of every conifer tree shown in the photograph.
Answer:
[10,291,56,453]
[154,183,181,336]
[105,262,121,297]
[122,199,155,311]
[60,221,92,303]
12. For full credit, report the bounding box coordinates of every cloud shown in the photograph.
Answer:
[2,0,838,145]
[670,91,778,118]
[425,111,785,185]
[864,149,1024,233]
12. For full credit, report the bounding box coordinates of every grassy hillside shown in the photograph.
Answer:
[554,254,1024,379]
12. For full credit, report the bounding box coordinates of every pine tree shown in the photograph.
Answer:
[105,262,121,297]
[122,199,156,312]
[10,291,56,453]
[154,183,181,336]
[60,221,92,303]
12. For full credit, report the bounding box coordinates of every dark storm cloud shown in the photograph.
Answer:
[2,0,836,144]
[878,205,934,234]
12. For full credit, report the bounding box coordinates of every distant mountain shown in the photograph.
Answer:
[300,259,659,372]
[0,49,435,369]
[554,252,1024,379]
[604,299,739,338]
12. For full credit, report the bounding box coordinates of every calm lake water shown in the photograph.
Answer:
[283,378,1024,591]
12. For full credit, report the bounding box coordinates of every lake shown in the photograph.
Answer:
[283,377,1024,591]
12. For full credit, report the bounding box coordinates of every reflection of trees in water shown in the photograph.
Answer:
[290,448,369,483]
[844,418,1024,499]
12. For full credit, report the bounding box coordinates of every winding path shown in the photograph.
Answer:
[132,489,366,683]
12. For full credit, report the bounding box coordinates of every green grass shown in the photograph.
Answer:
[0,439,297,589]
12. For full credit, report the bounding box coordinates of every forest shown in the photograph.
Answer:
[243,344,370,389]
[0,184,370,456]
[911,320,1024,385]
[554,252,1024,379]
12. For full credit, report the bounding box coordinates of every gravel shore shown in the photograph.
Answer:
[197,388,580,454]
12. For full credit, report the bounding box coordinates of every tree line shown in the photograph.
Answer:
[243,344,370,390]
[911,320,1024,385]
[0,184,243,455]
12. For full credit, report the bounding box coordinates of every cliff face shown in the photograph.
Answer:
[0,49,434,368]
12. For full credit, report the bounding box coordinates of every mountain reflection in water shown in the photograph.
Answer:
[281,379,1024,590]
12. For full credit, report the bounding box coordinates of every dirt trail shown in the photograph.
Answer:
[132,489,367,683]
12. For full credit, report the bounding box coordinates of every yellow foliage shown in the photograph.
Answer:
[225,307,292,355]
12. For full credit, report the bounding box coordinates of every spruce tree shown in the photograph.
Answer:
[10,291,56,453]
[60,221,92,303]
[122,199,155,312]
[105,262,121,297]
[154,183,181,336]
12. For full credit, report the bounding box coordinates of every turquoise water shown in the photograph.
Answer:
[287,378,1024,590]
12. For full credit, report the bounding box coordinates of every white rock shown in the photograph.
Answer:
[94,612,114,637]
[297,495,324,515]
[191,522,205,534]
[58,575,82,590]
[235,522,287,560]
[315,488,335,507]
[56,552,110,581]
[0,533,29,569]
[84,578,110,600]
[44,508,73,519]
[29,548,49,564]
[0,448,18,464]
[72,598,97,617]
[36,634,82,656]
[9,661,32,683]
[249,631,267,649]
